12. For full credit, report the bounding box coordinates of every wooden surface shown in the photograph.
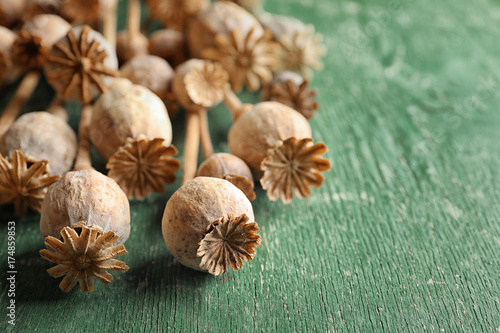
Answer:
[1,0,500,331]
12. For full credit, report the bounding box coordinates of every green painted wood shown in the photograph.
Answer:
[1,0,500,331]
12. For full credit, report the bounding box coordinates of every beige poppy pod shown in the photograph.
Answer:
[0,27,22,84]
[116,30,149,65]
[0,0,26,28]
[60,0,117,24]
[43,25,119,104]
[40,169,131,242]
[196,153,255,201]
[261,71,303,101]
[145,0,209,32]
[258,13,326,77]
[13,14,71,71]
[39,169,131,293]
[90,78,173,161]
[162,177,260,275]
[120,55,174,102]
[172,59,229,112]
[228,101,311,177]
[261,71,318,120]
[0,112,77,175]
[148,29,188,68]
[186,1,264,58]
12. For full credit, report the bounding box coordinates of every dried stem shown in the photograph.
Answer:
[223,89,252,122]
[127,0,141,40]
[73,104,93,171]
[102,2,117,48]
[46,94,68,121]
[199,109,213,160]
[182,110,201,185]
[0,71,40,139]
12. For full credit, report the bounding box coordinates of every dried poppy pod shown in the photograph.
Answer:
[172,59,228,112]
[60,0,117,25]
[0,112,77,176]
[0,150,60,216]
[13,14,71,71]
[228,101,311,173]
[196,153,256,201]
[120,55,174,102]
[90,78,180,199]
[24,0,61,21]
[116,30,148,64]
[186,1,263,58]
[259,13,326,77]
[172,59,229,183]
[162,177,260,275]
[39,169,130,293]
[262,71,318,120]
[148,29,188,68]
[0,27,22,85]
[115,0,147,64]
[44,25,119,104]
[201,26,280,92]
[146,0,209,32]
[0,0,26,28]
[226,100,330,203]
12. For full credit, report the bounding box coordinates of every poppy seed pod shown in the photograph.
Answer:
[40,169,130,242]
[120,55,174,102]
[0,112,77,175]
[90,78,173,161]
[228,101,311,176]
[162,177,260,275]
[196,153,255,200]
[186,2,263,58]
[39,169,131,293]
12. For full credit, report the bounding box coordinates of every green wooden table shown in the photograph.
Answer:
[1,0,500,331]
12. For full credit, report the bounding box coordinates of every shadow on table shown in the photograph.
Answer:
[124,254,211,295]
[2,248,73,303]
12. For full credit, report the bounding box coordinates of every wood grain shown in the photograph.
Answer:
[1,0,500,332]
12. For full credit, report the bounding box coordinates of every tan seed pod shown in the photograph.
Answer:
[12,14,71,71]
[146,0,209,32]
[0,0,26,28]
[172,59,229,111]
[0,26,22,85]
[262,71,318,119]
[40,169,130,243]
[228,101,311,176]
[148,29,188,68]
[44,25,119,104]
[90,78,173,161]
[162,177,260,274]
[120,55,174,102]
[91,78,179,199]
[259,13,326,77]
[116,30,149,65]
[0,150,60,216]
[60,0,117,24]
[196,153,255,201]
[0,112,77,176]
[262,71,303,100]
[39,169,130,292]
[186,1,264,58]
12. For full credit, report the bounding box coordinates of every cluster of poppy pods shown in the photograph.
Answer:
[0,0,330,292]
